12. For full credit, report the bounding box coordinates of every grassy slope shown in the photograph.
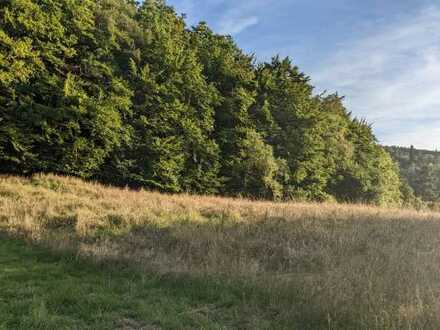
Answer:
[2,174,440,328]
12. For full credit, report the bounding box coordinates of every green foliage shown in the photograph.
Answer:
[226,128,284,200]
[0,0,408,205]
[0,0,132,177]
[97,2,222,193]
[386,145,440,203]
[190,23,260,195]
[331,119,403,205]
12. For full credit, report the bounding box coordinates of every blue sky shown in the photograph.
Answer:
[166,0,440,149]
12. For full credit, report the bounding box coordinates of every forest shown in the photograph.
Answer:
[0,0,418,206]
[386,146,440,203]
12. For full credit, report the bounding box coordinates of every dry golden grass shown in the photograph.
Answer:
[2,173,440,328]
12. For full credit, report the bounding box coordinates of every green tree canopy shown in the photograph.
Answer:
[0,0,411,206]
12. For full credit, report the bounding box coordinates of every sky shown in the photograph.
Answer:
[166,0,440,149]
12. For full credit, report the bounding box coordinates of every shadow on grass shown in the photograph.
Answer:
[0,235,305,330]
[66,215,440,329]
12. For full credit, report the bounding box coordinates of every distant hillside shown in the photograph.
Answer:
[385,145,440,201]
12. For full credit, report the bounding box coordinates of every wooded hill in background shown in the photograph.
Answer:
[386,146,440,203]
[0,0,417,206]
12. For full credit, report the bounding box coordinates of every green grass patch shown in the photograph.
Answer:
[0,237,296,329]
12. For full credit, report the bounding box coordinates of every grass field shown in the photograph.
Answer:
[0,237,290,329]
[2,174,440,328]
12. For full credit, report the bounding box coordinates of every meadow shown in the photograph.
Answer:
[2,174,440,328]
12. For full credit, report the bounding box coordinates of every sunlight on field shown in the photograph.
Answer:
[2,174,440,328]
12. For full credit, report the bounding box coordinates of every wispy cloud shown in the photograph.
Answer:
[218,16,259,35]
[312,5,440,149]
[169,0,273,35]
[214,0,274,36]
[168,1,440,148]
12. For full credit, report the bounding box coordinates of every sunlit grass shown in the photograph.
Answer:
[2,173,440,328]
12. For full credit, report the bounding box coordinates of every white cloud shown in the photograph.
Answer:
[215,0,277,36]
[312,6,440,149]
[218,16,259,35]
[384,121,440,149]
[168,0,263,35]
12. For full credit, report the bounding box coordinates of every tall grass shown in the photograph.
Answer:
[2,173,440,328]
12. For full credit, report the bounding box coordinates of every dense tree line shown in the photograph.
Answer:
[386,146,440,202]
[0,0,415,206]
